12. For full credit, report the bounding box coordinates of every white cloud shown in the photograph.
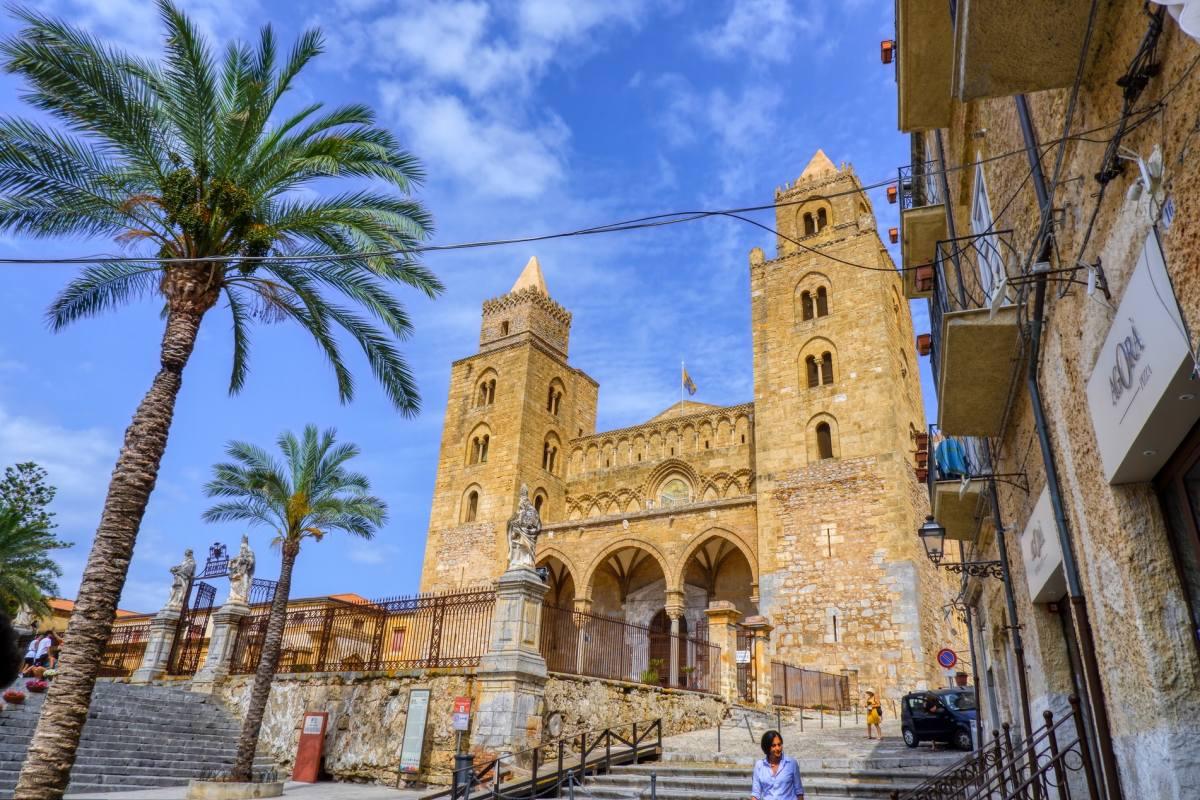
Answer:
[381,85,568,199]
[696,0,821,63]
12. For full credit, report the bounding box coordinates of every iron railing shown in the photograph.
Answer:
[229,588,496,675]
[98,621,152,678]
[891,696,1100,800]
[429,718,663,800]
[540,605,719,694]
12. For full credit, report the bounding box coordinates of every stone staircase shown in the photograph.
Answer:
[573,762,930,800]
[0,681,273,799]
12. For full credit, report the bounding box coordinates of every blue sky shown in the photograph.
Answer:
[0,0,934,612]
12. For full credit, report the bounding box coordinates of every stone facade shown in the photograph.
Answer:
[420,165,964,701]
[894,4,1200,796]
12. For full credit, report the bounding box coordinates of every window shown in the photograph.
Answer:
[390,628,406,652]
[816,286,829,317]
[821,352,834,384]
[660,478,690,507]
[500,321,510,336]
[465,490,479,522]
[803,212,816,236]
[801,291,815,321]
[816,423,833,459]
[806,355,819,388]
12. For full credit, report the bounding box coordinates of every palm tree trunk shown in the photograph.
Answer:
[14,307,206,800]
[231,539,299,782]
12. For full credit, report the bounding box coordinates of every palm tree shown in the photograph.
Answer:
[5,4,437,796]
[203,426,385,780]
[0,508,68,617]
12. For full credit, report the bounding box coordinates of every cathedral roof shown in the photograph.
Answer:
[644,400,724,423]
[511,256,549,295]
[800,149,837,179]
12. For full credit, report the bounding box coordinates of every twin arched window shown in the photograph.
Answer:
[806,352,835,387]
[476,378,496,407]
[469,434,490,464]
[800,286,830,320]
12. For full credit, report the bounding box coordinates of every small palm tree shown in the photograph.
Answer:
[0,508,69,617]
[6,3,436,795]
[203,426,386,780]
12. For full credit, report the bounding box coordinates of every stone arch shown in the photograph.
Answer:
[465,422,492,465]
[807,412,840,461]
[460,483,483,523]
[672,526,759,596]
[583,538,676,597]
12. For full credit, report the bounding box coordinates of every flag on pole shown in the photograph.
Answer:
[682,367,698,396]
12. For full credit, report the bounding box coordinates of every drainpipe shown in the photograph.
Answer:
[1017,93,1123,800]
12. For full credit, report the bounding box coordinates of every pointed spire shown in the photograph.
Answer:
[511,256,549,295]
[800,149,837,179]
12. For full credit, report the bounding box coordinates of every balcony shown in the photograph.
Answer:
[898,161,946,299]
[928,232,1021,437]
[896,0,954,132]
[951,1,1103,101]
[926,427,989,542]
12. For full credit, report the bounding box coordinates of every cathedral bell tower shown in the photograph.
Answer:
[419,258,598,593]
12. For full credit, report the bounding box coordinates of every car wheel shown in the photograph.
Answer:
[955,728,973,751]
[902,727,919,748]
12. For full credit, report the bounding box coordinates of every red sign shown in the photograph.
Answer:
[937,648,958,669]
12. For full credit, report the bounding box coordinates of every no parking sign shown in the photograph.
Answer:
[936,648,958,669]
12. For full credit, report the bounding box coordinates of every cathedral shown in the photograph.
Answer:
[419,151,960,696]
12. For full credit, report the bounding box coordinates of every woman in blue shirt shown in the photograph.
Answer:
[751,730,805,800]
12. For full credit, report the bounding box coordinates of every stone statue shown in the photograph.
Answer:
[506,485,542,570]
[165,549,196,612]
[227,535,255,605]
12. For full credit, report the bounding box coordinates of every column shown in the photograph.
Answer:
[190,601,250,694]
[131,609,181,684]
[665,590,685,688]
[742,615,774,706]
[705,601,741,703]
[473,566,549,762]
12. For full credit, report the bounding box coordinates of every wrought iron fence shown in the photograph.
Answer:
[98,621,152,678]
[229,588,496,675]
[892,696,1099,800]
[539,604,720,693]
[771,662,850,712]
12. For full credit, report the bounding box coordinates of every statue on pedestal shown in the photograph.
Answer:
[165,549,196,612]
[227,535,255,605]
[506,485,542,570]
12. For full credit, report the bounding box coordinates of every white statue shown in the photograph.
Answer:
[165,549,196,611]
[227,535,255,605]
[506,485,542,570]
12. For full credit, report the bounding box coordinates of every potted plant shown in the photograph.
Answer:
[26,680,49,694]
[3,689,26,705]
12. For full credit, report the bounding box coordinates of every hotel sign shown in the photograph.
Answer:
[1086,231,1200,483]
[1021,487,1065,603]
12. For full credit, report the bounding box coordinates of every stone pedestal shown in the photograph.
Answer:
[473,567,549,757]
[742,615,774,706]
[131,609,181,684]
[191,602,250,694]
[705,602,741,703]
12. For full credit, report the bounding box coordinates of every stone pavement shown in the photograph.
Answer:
[63,782,427,800]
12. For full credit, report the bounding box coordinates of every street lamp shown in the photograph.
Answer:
[918,515,946,564]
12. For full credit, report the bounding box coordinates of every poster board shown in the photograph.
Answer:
[398,688,431,774]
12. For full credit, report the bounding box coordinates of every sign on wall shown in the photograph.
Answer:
[1021,487,1066,603]
[1086,230,1200,483]
[398,688,431,774]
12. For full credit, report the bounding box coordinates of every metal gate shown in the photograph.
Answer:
[736,625,756,702]
[167,580,216,675]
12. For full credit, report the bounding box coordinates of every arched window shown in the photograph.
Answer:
[806,355,820,388]
[816,423,833,460]
[817,207,828,231]
[803,212,816,236]
[464,490,479,523]
[821,352,834,385]
[801,291,814,321]
[816,286,829,317]
[660,478,690,507]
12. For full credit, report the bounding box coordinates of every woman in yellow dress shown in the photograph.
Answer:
[864,691,883,740]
